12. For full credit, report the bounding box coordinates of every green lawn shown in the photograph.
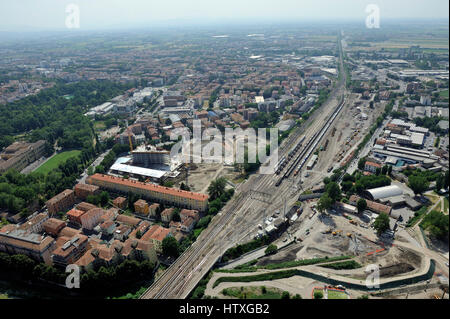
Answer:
[444,197,449,214]
[439,90,449,99]
[327,290,348,299]
[35,150,81,175]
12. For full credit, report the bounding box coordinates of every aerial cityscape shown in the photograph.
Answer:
[0,0,449,304]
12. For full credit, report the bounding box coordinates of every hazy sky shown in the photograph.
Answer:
[0,0,448,31]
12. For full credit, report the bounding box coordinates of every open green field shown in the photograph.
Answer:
[35,150,81,175]
[439,90,449,99]
[327,289,348,299]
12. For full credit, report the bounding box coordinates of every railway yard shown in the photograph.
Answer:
[141,32,449,300]
[141,37,358,299]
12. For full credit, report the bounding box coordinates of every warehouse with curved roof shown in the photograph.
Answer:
[365,185,403,201]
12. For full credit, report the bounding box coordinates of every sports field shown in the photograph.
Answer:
[35,150,81,175]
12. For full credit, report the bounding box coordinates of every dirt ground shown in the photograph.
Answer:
[178,162,240,193]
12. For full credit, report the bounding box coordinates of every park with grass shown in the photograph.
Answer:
[35,150,81,175]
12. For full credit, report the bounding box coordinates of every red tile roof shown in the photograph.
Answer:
[88,174,208,202]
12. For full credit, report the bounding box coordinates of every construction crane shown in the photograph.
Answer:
[126,120,133,153]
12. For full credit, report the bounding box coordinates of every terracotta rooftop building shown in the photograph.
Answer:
[87,174,208,212]
[74,183,100,200]
[46,189,76,215]
[76,202,98,212]
[141,225,171,252]
[42,218,66,236]
[112,196,127,209]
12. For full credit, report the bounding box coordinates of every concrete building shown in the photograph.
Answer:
[134,199,149,216]
[0,225,55,264]
[74,183,100,200]
[116,214,142,227]
[80,208,104,230]
[141,225,171,253]
[161,208,175,223]
[52,234,88,268]
[66,209,86,227]
[149,203,160,218]
[46,189,76,215]
[349,195,392,215]
[112,196,127,209]
[364,161,382,174]
[19,213,49,234]
[42,218,66,236]
[87,174,209,212]
[0,140,46,173]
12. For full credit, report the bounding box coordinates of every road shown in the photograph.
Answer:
[78,149,112,184]
[140,33,349,299]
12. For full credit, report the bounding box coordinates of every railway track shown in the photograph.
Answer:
[141,32,348,299]
[275,94,346,187]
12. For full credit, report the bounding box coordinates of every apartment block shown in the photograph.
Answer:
[52,234,88,268]
[0,226,55,264]
[19,213,49,233]
[46,189,76,215]
[42,218,66,236]
[134,199,149,216]
[87,174,209,212]
[141,225,171,253]
[0,140,46,173]
[74,183,100,200]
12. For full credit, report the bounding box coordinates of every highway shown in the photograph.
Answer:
[140,33,349,299]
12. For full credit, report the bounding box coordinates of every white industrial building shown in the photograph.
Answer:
[365,185,403,201]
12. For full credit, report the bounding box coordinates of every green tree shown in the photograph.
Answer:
[265,244,278,255]
[317,193,334,213]
[358,158,367,170]
[408,175,429,196]
[314,290,324,299]
[207,177,227,200]
[162,236,180,258]
[357,198,367,213]
[281,291,291,299]
[100,191,109,207]
[325,182,341,202]
[373,213,390,235]
[172,208,181,222]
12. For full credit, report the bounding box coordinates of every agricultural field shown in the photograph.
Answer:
[35,150,81,175]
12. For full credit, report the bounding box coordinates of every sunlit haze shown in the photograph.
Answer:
[0,0,449,31]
